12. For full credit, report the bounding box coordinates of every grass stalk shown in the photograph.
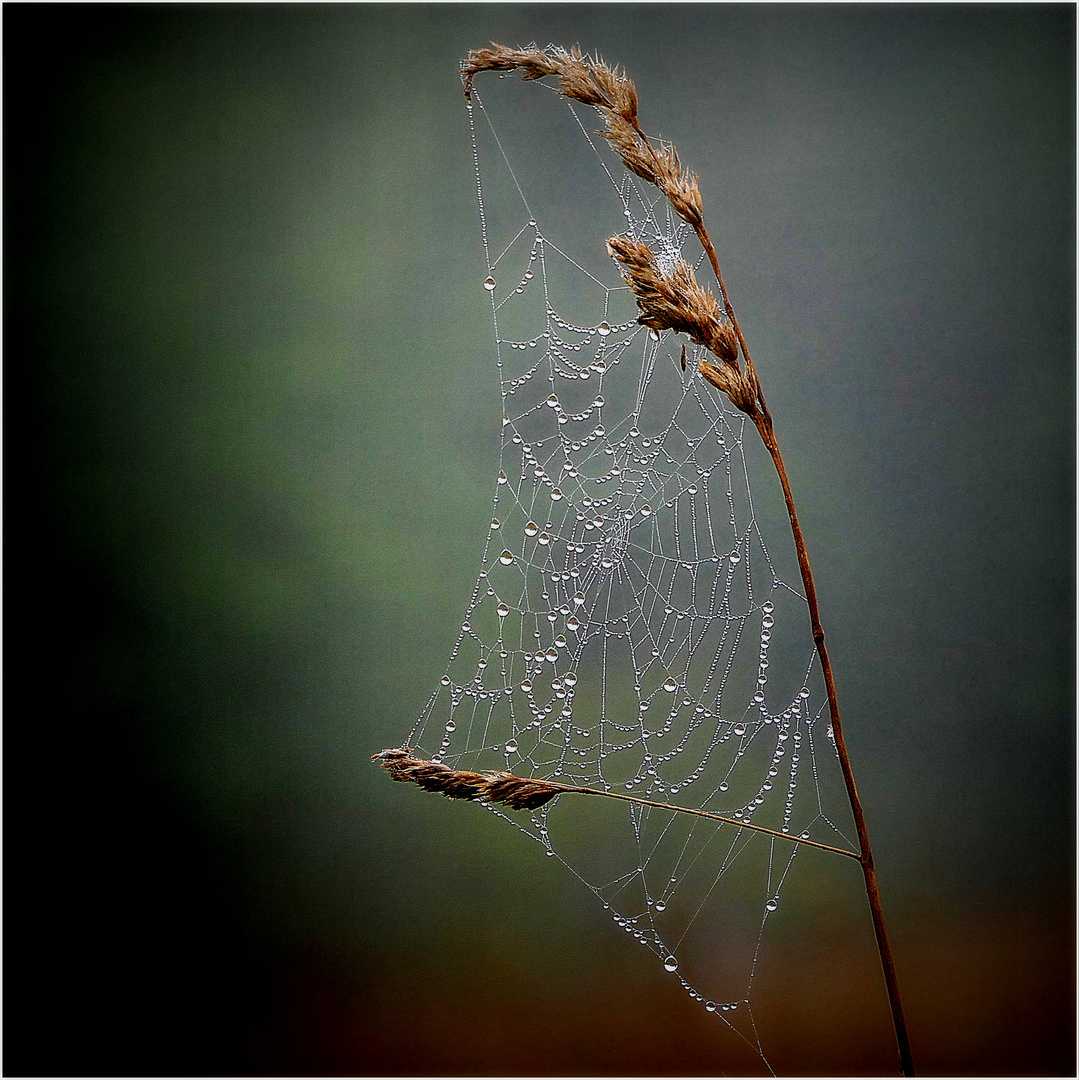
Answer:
[380,44,917,1076]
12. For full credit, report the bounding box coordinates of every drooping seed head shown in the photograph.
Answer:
[372,748,562,811]
[606,235,738,363]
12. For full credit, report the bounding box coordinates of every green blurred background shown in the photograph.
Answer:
[6,4,1074,1076]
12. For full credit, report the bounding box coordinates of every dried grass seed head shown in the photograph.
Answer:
[461,42,700,227]
[372,748,562,811]
[606,235,738,363]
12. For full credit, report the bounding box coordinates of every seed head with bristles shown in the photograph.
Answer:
[372,748,563,811]
[461,43,701,228]
[606,235,738,361]
[605,235,763,415]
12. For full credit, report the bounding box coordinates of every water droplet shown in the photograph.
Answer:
[524,522,538,537]
[729,551,741,565]
[566,616,580,631]
[799,687,811,698]
[490,519,500,530]
[734,723,747,736]
[440,676,450,686]
[597,321,611,337]
[483,276,496,291]
[573,592,586,606]
[664,956,679,973]
[763,600,774,614]
[564,673,577,687]
[551,488,563,501]
[640,504,652,518]
[545,648,558,662]
[496,602,510,618]
[705,1001,716,1013]
[537,532,550,545]
[499,550,514,565]
[506,739,519,753]
[719,781,729,792]
[766,899,778,912]
[629,427,640,438]
[445,720,456,732]
[648,329,660,342]
[762,615,774,629]
[654,900,666,912]
[546,394,559,408]
[545,849,555,857]
[663,678,677,692]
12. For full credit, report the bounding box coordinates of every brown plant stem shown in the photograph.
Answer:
[695,220,916,1077]
[545,780,861,860]
[752,413,915,1078]
[373,748,862,860]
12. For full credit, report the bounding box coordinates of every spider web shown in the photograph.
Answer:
[402,68,859,1074]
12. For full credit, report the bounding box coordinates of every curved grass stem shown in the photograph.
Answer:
[695,218,917,1077]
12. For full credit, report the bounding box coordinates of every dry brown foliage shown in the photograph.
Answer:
[462,41,770,419]
[462,43,701,228]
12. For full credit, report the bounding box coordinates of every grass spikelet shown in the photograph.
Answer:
[606,235,738,363]
[460,42,700,226]
[372,749,562,810]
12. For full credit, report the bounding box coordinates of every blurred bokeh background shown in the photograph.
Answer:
[6,4,1074,1076]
